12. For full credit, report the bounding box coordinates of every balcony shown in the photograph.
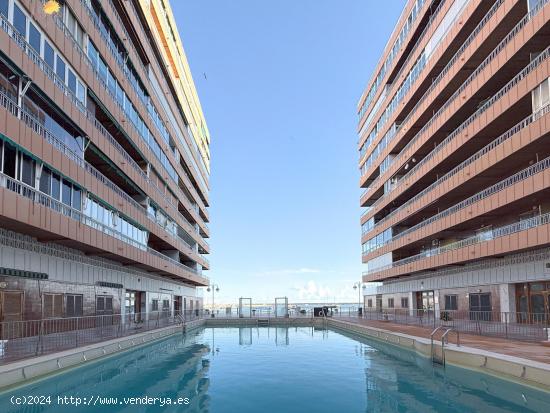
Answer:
[363,155,550,258]
[363,211,550,279]
[0,12,210,250]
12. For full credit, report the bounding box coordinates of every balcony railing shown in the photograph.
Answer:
[0,172,205,278]
[360,0,504,174]
[363,103,550,236]
[361,0,545,192]
[368,42,550,212]
[337,309,549,342]
[0,310,207,363]
[364,211,550,276]
[0,12,209,251]
[0,89,199,257]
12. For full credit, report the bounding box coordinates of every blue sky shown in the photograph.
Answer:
[172,0,406,304]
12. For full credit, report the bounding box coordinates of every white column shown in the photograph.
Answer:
[499,283,516,322]
[408,291,414,316]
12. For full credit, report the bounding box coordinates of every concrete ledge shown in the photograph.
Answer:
[327,319,550,391]
[0,323,196,390]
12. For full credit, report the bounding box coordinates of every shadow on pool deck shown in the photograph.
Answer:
[336,317,550,364]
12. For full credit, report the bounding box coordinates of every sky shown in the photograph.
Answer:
[172,0,406,305]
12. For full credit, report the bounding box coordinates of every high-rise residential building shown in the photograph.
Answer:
[0,0,210,321]
[358,0,550,319]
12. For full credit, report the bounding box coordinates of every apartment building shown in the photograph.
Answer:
[0,0,210,322]
[358,0,550,320]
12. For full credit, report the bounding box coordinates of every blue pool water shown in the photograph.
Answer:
[1,327,549,412]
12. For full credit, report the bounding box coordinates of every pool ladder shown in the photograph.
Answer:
[430,327,459,367]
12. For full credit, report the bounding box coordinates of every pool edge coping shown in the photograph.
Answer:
[326,318,550,392]
[0,317,548,393]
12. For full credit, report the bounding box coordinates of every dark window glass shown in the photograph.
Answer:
[66,295,83,317]
[62,179,71,206]
[29,23,41,53]
[13,5,26,36]
[44,41,54,69]
[39,167,51,195]
[56,56,66,82]
[51,173,60,200]
[401,297,409,308]
[21,153,35,185]
[72,187,81,210]
[0,0,8,18]
[96,296,105,311]
[445,295,458,311]
[3,142,16,178]
[67,69,76,94]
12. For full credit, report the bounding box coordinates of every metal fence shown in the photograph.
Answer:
[333,309,550,342]
[0,310,205,364]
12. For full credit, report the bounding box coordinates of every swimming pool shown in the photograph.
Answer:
[1,326,549,412]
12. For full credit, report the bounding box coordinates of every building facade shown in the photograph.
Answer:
[0,0,210,322]
[358,0,550,319]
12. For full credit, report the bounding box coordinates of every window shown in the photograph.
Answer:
[20,153,35,186]
[87,42,98,69]
[401,297,409,309]
[162,299,170,310]
[44,41,54,69]
[13,4,26,36]
[0,0,8,18]
[51,173,60,200]
[445,295,458,311]
[66,294,83,317]
[76,80,86,104]
[152,299,159,312]
[532,78,550,112]
[62,179,71,206]
[98,58,107,82]
[28,22,41,53]
[67,69,76,94]
[387,298,394,308]
[43,293,63,318]
[72,187,81,210]
[3,141,16,178]
[39,167,51,195]
[367,299,373,308]
[56,55,66,82]
[96,295,113,315]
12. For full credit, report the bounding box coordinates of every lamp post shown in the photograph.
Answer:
[353,282,366,317]
[206,283,219,318]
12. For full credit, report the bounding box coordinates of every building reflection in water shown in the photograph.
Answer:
[355,332,550,412]
[4,334,211,413]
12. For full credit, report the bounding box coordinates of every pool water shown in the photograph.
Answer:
[1,327,549,412]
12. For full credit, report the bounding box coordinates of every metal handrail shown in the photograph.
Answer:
[0,12,209,250]
[362,104,550,237]
[359,0,505,170]
[364,211,550,275]
[362,0,546,201]
[364,41,550,218]
[0,172,202,277]
[363,155,550,255]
